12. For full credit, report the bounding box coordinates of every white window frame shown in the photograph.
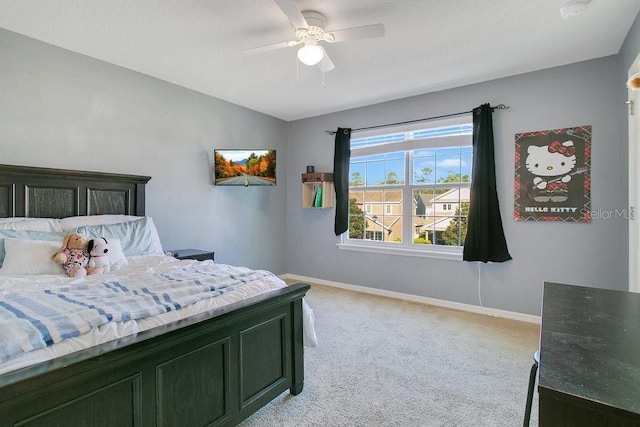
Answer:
[337,115,472,261]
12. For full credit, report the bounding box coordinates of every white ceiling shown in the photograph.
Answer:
[0,0,639,121]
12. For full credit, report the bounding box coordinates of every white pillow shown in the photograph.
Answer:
[60,215,163,253]
[0,218,63,232]
[0,239,62,275]
[0,230,66,266]
[59,215,137,230]
[0,218,27,224]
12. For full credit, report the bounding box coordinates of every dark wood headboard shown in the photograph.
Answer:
[0,164,151,218]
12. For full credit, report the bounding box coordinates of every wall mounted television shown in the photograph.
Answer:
[214,149,276,186]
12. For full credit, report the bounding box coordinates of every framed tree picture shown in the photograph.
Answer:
[514,125,591,222]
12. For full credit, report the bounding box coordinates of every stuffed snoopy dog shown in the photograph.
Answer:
[88,237,111,274]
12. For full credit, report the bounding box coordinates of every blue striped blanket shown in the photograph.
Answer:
[0,264,275,363]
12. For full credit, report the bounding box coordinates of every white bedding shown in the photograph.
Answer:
[0,254,317,375]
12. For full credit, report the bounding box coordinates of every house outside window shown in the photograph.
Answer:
[342,116,472,258]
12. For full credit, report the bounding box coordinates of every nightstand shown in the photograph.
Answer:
[169,249,215,262]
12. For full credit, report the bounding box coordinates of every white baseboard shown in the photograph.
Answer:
[281,273,541,325]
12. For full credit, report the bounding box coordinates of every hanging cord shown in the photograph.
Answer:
[325,104,509,135]
[477,263,484,307]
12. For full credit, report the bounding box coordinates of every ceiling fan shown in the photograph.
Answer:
[244,0,385,72]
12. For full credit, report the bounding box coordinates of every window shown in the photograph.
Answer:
[340,116,472,259]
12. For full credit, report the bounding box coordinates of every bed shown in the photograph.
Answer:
[0,164,313,426]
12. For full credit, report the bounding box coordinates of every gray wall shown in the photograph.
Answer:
[0,28,289,273]
[621,11,640,77]
[285,56,629,316]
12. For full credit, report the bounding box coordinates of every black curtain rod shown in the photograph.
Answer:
[325,104,509,135]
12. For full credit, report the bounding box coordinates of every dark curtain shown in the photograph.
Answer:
[333,128,351,235]
[463,104,512,262]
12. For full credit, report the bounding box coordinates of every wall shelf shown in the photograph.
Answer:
[302,173,333,209]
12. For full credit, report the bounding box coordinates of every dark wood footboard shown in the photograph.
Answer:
[0,283,310,427]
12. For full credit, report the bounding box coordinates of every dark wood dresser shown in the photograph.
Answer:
[539,282,640,426]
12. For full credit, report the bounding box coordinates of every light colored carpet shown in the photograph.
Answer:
[239,284,540,427]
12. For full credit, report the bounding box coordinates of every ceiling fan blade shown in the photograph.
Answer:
[273,0,309,30]
[244,40,300,54]
[317,48,335,72]
[329,23,385,42]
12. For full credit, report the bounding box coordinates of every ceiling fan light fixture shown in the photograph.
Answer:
[297,37,323,66]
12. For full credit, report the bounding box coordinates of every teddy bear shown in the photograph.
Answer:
[88,237,111,274]
[53,233,103,277]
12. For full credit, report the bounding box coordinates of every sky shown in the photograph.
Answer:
[350,146,472,186]
[215,149,272,162]
[349,124,473,185]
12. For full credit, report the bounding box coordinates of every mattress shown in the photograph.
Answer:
[0,254,316,375]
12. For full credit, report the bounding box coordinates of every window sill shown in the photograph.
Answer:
[336,243,463,261]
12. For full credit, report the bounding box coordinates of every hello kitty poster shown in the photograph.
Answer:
[514,125,591,222]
